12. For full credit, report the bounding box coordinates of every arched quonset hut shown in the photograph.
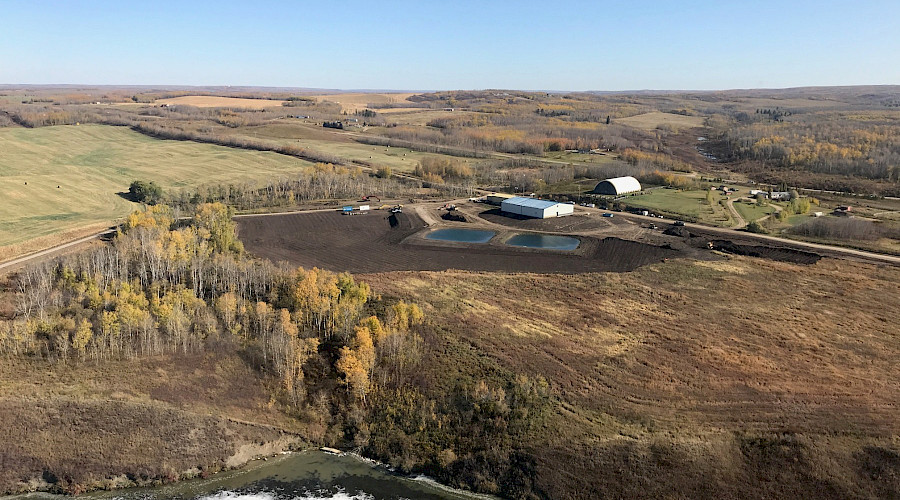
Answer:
[592,176,642,195]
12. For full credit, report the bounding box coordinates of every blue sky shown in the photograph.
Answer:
[1,0,898,90]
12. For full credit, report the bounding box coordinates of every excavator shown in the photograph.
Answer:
[359,195,381,202]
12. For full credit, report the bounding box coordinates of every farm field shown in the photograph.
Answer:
[616,111,705,130]
[361,255,900,498]
[0,124,313,259]
[235,129,462,173]
[372,109,472,126]
[154,96,289,108]
[307,92,418,112]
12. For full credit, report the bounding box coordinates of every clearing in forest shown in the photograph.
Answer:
[617,111,705,130]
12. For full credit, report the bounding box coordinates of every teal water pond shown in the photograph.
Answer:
[505,233,580,250]
[425,228,496,243]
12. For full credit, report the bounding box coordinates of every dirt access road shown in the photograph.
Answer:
[604,208,900,266]
[0,230,114,275]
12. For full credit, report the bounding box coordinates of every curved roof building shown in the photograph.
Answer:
[592,176,642,195]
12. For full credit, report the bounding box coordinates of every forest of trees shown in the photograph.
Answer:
[0,203,385,398]
[707,111,900,194]
[790,217,900,241]
[0,203,551,498]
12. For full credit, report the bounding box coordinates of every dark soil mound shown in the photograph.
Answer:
[663,226,693,238]
[441,211,468,222]
[711,240,822,264]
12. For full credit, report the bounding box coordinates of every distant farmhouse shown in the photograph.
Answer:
[592,176,642,196]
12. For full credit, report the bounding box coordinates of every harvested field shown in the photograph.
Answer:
[237,211,677,273]
[0,124,312,257]
[617,111,706,130]
[154,96,288,108]
[370,107,432,114]
[307,92,417,113]
[233,133,451,174]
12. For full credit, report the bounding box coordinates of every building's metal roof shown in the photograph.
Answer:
[502,197,562,210]
[596,176,641,194]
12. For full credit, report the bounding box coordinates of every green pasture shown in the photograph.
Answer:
[0,124,313,250]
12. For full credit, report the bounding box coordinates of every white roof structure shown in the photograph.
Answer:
[501,197,574,218]
[593,176,642,195]
[502,197,560,210]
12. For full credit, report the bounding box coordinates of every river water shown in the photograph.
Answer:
[5,452,490,500]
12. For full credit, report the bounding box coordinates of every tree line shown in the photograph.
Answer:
[139,162,472,212]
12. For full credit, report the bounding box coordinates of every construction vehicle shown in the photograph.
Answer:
[390,204,403,213]
[359,195,381,202]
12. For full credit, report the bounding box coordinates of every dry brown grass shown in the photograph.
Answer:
[361,255,900,498]
[0,352,306,494]
[155,96,288,108]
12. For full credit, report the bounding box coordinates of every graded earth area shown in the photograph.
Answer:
[0,124,312,259]
[236,210,678,273]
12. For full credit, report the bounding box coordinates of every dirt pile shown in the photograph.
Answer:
[710,240,822,264]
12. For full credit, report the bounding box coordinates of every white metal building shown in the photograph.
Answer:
[592,176,642,196]
[501,197,574,218]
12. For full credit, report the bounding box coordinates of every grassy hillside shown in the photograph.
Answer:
[0,352,304,494]
[0,124,312,257]
[360,255,900,498]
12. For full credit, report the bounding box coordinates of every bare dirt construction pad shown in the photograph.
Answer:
[237,211,677,273]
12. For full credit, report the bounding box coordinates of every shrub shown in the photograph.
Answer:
[128,180,163,204]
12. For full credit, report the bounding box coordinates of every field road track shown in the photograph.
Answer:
[725,198,746,228]
[0,229,116,274]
